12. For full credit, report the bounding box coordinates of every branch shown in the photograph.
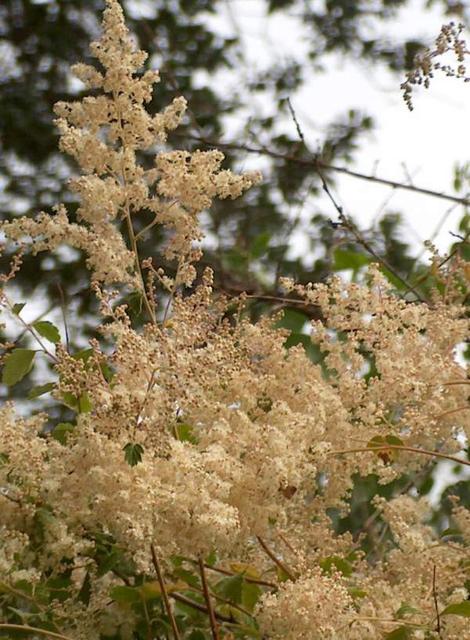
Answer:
[183,134,470,207]
[169,592,234,623]
[330,444,470,467]
[256,536,296,581]
[0,625,73,640]
[150,544,181,640]
[432,564,443,639]
[198,556,220,640]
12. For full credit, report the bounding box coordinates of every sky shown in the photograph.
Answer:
[197,0,470,258]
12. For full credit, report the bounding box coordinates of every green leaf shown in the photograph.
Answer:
[12,302,26,315]
[276,308,308,333]
[73,348,94,363]
[77,571,91,605]
[61,391,92,413]
[123,442,144,467]
[242,581,262,611]
[333,248,371,272]
[384,626,412,639]
[33,320,60,344]
[250,231,271,258]
[215,574,244,604]
[276,566,290,582]
[28,382,55,399]
[0,452,9,466]
[2,349,36,386]
[110,585,141,604]
[441,601,470,617]
[348,586,367,599]
[395,603,420,619]
[205,549,217,567]
[319,555,353,577]
[367,435,403,463]
[78,391,92,413]
[284,332,322,363]
[175,422,198,444]
[440,527,462,538]
[51,422,75,444]
[188,632,208,640]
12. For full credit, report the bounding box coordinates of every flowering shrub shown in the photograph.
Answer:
[0,2,469,639]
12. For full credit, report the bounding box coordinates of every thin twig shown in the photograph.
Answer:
[4,294,59,362]
[198,556,220,640]
[56,283,70,353]
[256,536,296,581]
[150,544,181,640]
[330,444,470,467]
[402,231,470,295]
[432,564,443,638]
[434,405,470,420]
[336,209,426,302]
[0,624,73,640]
[278,101,426,303]
[185,559,277,589]
[183,134,470,207]
[169,592,233,623]
[186,584,254,618]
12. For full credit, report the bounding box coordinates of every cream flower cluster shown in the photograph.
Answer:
[0,2,468,639]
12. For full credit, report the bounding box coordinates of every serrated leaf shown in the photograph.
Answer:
[2,349,36,386]
[384,626,412,639]
[33,320,60,344]
[123,442,144,467]
[51,422,75,445]
[441,601,470,617]
[28,382,55,399]
[12,303,26,315]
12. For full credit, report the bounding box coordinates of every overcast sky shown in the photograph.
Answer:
[192,0,470,257]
